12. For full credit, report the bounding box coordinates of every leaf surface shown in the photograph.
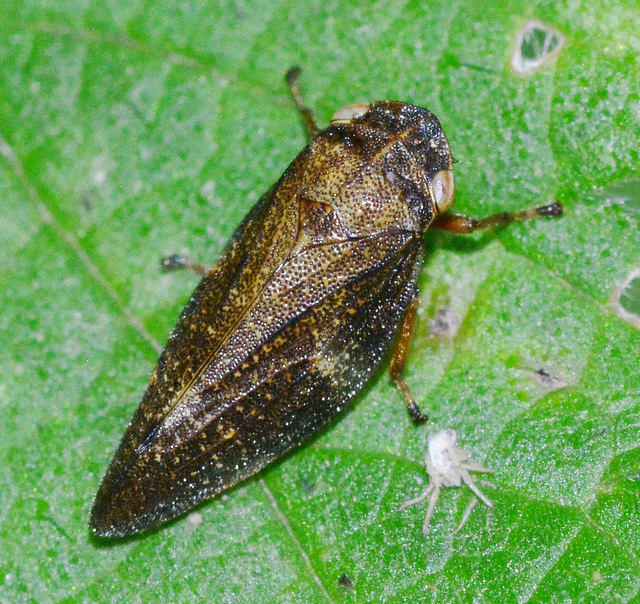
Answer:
[1,1,639,602]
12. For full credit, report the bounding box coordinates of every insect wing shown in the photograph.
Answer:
[91,223,424,537]
[91,153,308,536]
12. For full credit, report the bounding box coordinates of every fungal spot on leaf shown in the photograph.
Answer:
[338,573,354,589]
[300,477,316,496]
[531,367,568,392]
[511,19,565,75]
[618,273,640,316]
[612,267,640,329]
[428,306,461,339]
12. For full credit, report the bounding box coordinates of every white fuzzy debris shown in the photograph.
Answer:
[186,512,203,530]
[401,429,494,535]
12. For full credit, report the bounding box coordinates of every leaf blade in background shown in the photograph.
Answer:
[1,0,639,602]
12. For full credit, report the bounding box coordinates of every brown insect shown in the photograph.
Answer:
[90,68,562,538]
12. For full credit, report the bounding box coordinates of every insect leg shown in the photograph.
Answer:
[399,484,434,510]
[285,67,319,138]
[160,254,208,276]
[430,201,562,233]
[453,497,478,535]
[422,485,443,536]
[389,298,428,424]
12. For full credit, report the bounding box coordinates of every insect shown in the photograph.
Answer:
[90,68,563,538]
[400,429,494,535]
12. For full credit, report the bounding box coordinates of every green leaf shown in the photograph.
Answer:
[1,0,639,602]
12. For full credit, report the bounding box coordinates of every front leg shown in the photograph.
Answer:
[431,201,562,233]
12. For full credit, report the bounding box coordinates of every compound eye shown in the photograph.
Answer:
[432,169,455,214]
[330,104,371,124]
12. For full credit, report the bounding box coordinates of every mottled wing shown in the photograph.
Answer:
[91,151,308,536]
[91,225,424,536]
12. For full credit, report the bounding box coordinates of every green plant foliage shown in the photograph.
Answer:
[1,1,639,602]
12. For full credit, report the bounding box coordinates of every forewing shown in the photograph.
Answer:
[92,228,424,535]
[90,153,308,535]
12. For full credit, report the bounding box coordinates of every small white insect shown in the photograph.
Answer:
[401,429,494,535]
